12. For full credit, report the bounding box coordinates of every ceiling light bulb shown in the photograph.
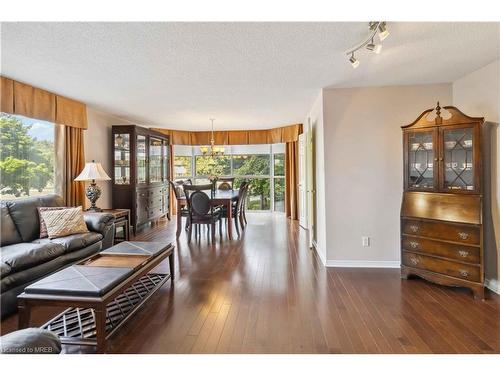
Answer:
[349,54,359,68]
[378,22,389,41]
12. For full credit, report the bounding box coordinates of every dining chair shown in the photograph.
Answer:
[169,180,190,231]
[183,184,222,243]
[221,181,249,236]
[239,179,250,225]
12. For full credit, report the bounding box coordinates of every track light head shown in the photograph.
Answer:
[366,38,382,54]
[349,53,359,68]
[377,22,389,41]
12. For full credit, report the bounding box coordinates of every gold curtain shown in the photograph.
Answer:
[227,130,248,145]
[285,141,299,220]
[56,96,88,129]
[150,124,302,145]
[248,130,268,144]
[61,126,86,206]
[1,76,14,113]
[13,81,56,122]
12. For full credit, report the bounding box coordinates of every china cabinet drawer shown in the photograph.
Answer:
[149,197,163,208]
[148,206,164,218]
[148,187,165,198]
[402,251,480,282]
[402,219,480,245]
[402,235,480,264]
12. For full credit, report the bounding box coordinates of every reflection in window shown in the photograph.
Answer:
[0,113,55,199]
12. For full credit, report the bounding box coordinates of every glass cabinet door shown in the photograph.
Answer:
[149,137,162,183]
[442,126,475,192]
[137,135,147,184]
[407,130,436,190]
[114,133,130,185]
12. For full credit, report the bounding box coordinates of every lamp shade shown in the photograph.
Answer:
[74,161,111,181]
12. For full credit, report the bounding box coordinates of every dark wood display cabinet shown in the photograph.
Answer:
[112,125,170,234]
[400,103,486,299]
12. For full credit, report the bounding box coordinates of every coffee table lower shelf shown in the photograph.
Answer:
[40,273,169,348]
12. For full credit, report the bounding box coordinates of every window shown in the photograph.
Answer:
[173,143,285,212]
[0,113,55,199]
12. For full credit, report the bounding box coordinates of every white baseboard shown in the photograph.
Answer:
[485,278,500,295]
[311,240,326,266]
[326,260,401,268]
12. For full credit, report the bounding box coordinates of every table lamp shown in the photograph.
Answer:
[74,160,111,212]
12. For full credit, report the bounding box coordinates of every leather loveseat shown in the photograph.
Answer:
[0,194,115,318]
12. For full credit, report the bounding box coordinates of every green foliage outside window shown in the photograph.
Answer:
[195,155,231,176]
[0,114,54,198]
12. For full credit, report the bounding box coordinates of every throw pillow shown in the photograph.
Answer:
[38,207,66,238]
[40,206,89,239]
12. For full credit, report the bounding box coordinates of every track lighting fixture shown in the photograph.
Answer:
[345,22,389,67]
[349,53,359,68]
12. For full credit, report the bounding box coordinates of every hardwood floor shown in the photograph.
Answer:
[2,213,500,353]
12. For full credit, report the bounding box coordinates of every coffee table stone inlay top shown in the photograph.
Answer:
[25,265,134,297]
[18,241,174,353]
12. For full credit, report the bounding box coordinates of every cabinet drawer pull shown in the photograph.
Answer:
[409,225,419,233]
[409,256,419,265]
[458,232,469,240]
[458,250,469,258]
[409,241,419,249]
[459,269,469,278]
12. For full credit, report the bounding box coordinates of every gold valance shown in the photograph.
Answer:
[56,96,88,129]
[0,76,88,129]
[1,76,14,113]
[152,123,302,145]
[14,81,56,122]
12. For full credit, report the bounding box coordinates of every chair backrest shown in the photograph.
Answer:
[168,180,184,199]
[218,177,235,189]
[189,191,211,216]
[218,182,232,191]
[236,181,249,212]
[182,183,213,197]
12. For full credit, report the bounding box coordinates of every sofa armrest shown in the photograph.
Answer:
[84,212,115,249]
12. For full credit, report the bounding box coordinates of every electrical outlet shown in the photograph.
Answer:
[362,236,370,247]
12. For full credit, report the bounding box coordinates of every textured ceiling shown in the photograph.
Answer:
[1,22,499,130]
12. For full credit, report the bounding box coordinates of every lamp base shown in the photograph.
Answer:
[84,207,103,213]
[85,181,102,212]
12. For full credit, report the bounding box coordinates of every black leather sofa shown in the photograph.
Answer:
[0,194,115,318]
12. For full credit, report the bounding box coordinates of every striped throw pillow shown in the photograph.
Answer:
[40,206,89,239]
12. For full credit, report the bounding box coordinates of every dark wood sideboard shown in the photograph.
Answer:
[400,103,486,299]
[111,125,170,234]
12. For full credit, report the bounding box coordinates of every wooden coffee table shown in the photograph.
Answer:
[17,241,174,353]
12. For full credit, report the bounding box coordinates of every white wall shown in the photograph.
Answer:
[304,91,327,265]
[322,84,452,266]
[452,59,500,293]
[84,107,133,209]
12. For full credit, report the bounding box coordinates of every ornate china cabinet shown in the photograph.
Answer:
[400,103,486,299]
[112,125,170,234]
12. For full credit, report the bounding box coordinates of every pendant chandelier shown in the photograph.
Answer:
[200,118,225,157]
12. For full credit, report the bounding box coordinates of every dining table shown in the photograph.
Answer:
[176,189,240,240]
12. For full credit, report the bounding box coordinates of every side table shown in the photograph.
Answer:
[101,209,131,242]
